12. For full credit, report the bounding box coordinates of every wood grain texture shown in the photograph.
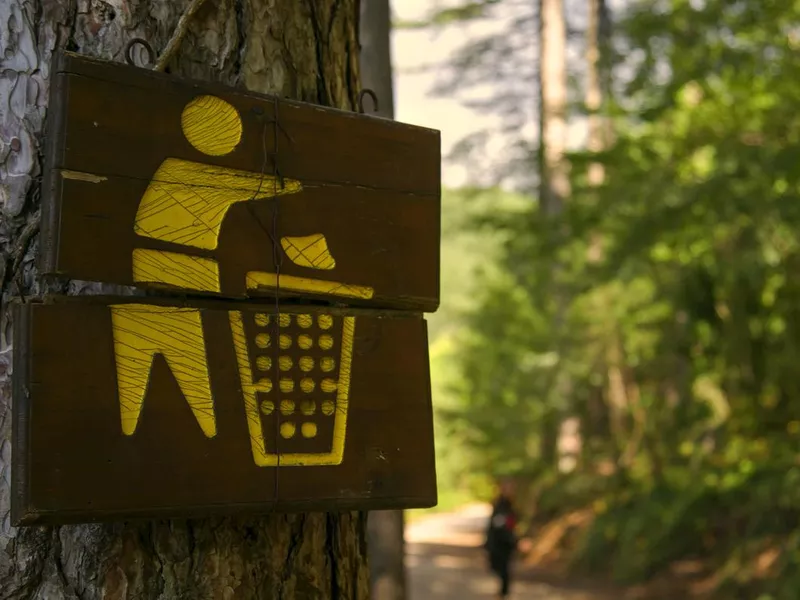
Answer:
[40,52,441,311]
[12,297,436,525]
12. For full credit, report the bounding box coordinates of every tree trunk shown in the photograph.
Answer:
[365,511,405,600]
[358,2,406,600]
[582,0,610,463]
[0,1,369,598]
[538,0,569,468]
[586,0,605,188]
[358,0,394,119]
[539,0,569,217]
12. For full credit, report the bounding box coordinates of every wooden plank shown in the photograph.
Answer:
[40,52,441,311]
[12,298,436,525]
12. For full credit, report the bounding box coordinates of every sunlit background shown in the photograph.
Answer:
[375,1,800,599]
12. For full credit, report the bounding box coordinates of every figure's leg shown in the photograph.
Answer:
[499,556,511,598]
[111,304,215,438]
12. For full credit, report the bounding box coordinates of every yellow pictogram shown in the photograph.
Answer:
[130,94,373,301]
[132,95,302,292]
[281,234,337,270]
[110,304,215,437]
[229,311,354,467]
[113,94,372,466]
[246,272,374,300]
[132,248,220,292]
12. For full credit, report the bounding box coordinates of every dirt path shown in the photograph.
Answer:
[405,504,615,600]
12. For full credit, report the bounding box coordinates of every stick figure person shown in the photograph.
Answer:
[112,95,302,439]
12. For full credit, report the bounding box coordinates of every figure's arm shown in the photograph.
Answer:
[135,159,303,251]
[131,160,304,292]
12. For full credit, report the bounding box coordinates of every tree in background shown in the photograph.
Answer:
[399,0,538,190]
[539,0,568,217]
[412,0,800,596]
[538,0,570,468]
[360,0,395,119]
[0,1,368,597]
[359,2,407,599]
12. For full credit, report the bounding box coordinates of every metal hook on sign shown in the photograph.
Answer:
[125,38,156,68]
[358,89,379,114]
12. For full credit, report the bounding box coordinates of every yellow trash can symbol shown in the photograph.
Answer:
[229,311,355,467]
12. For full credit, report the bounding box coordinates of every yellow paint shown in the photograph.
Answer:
[229,310,279,465]
[246,272,374,300]
[130,95,303,298]
[301,422,318,438]
[280,422,296,439]
[110,304,215,438]
[61,170,107,183]
[332,316,355,462]
[228,311,355,467]
[281,234,336,270]
[130,94,379,334]
[134,95,302,256]
[135,161,302,250]
[119,95,371,470]
[132,248,220,292]
[320,357,335,372]
[319,335,334,351]
[181,96,243,156]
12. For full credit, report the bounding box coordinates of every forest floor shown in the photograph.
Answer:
[406,504,616,600]
[405,504,690,600]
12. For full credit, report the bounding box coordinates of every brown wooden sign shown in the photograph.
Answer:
[40,52,441,311]
[15,52,440,524]
[12,298,436,525]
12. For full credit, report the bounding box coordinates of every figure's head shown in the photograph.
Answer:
[498,477,516,499]
[181,95,243,156]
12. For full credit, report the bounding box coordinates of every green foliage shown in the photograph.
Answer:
[394,1,501,29]
[427,187,529,494]
[425,0,800,596]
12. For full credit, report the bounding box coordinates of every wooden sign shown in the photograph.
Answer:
[41,52,441,311]
[14,52,440,524]
[12,298,436,524]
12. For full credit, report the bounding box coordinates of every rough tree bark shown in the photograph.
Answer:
[358,2,406,599]
[0,1,370,598]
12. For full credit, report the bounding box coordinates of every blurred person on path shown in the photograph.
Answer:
[484,478,519,599]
